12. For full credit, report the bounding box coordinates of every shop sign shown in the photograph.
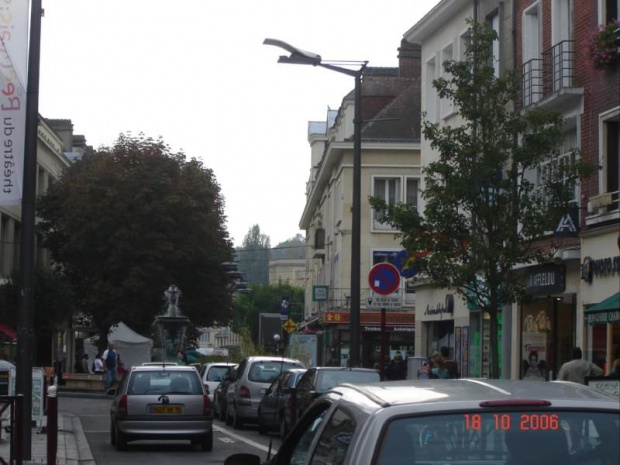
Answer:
[581,255,620,283]
[424,294,454,316]
[586,310,620,325]
[526,265,565,295]
[312,285,328,302]
[362,326,415,332]
[554,207,579,237]
[321,311,414,326]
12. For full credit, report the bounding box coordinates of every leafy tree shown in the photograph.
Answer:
[232,283,304,346]
[237,225,270,285]
[370,21,595,379]
[0,268,76,336]
[36,134,235,342]
[272,234,305,260]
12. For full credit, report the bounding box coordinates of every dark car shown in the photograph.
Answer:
[226,379,620,465]
[282,366,380,436]
[257,368,307,435]
[213,366,237,422]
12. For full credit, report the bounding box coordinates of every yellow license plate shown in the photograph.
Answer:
[150,405,182,414]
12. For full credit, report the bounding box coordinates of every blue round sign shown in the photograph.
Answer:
[368,263,401,295]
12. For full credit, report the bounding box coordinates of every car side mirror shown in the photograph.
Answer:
[107,388,117,397]
[224,454,261,465]
[310,390,320,399]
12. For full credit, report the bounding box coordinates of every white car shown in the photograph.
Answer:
[199,362,237,401]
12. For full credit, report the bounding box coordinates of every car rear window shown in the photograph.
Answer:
[128,371,203,395]
[206,366,233,382]
[249,362,304,383]
[375,411,619,465]
[318,370,380,391]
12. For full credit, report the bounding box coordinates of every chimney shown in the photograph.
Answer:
[398,40,421,79]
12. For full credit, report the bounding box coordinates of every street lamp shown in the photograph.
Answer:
[264,39,367,367]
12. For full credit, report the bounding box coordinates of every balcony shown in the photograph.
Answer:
[522,40,582,111]
[586,189,620,227]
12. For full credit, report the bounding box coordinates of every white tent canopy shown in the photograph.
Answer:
[83,321,152,371]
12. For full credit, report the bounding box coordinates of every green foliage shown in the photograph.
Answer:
[228,325,260,361]
[369,21,596,379]
[232,282,304,345]
[237,225,270,285]
[36,133,236,339]
[271,234,305,260]
[0,268,76,336]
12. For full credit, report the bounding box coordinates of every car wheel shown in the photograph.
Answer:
[257,411,267,435]
[115,425,128,451]
[225,404,233,426]
[201,431,213,451]
[110,421,116,446]
[232,404,243,430]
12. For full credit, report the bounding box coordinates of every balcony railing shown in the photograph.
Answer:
[522,40,576,108]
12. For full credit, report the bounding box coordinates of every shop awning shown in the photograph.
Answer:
[585,292,620,325]
[0,323,17,340]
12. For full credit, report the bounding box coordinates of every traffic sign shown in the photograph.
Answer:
[368,263,400,295]
[365,294,402,309]
[283,318,297,334]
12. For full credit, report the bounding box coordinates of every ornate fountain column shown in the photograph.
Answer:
[154,285,190,362]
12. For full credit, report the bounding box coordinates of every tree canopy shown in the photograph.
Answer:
[272,234,305,260]
[36,134,235,339]
[237,224,270,285]
[370,22,595,378]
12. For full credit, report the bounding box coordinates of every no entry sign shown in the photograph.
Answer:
[368,263,400,295]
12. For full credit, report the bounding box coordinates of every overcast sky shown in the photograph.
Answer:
[38,0,441,248]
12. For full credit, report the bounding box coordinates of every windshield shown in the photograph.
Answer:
[318,370,380,391]
[249,361,304,383]
[375,411,619,465]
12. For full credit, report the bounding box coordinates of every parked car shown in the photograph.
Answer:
[199,362,238,402]
[213,366,237,421]
[257,368,307,435]
[225,379,620,465]
[281,366,380,436]
[109,365,213,451]
[226,356,305,429]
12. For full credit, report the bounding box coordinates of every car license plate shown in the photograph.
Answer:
[150,405,182,414]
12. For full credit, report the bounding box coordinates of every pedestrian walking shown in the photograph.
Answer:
[103,342,118,392]
[558,347,603,384]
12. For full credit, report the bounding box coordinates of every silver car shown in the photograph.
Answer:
[199,362,237,402]
[110,365,213,451]
[226,356,305,429]
[226,379,620,465]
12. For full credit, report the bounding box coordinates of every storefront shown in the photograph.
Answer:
[518,264,578,381]
[581,232,620,373]
[319,310,414,368]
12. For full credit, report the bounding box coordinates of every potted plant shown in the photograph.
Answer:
[587,20,620,70]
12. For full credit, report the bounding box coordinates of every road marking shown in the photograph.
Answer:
[213,425,278,454]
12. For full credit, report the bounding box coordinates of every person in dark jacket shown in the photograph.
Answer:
[385,352,407,380]
[440,346,460,379]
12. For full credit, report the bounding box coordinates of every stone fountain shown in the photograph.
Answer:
[153,285,190,362]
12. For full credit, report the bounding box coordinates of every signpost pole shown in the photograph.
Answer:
[380,308,387,380]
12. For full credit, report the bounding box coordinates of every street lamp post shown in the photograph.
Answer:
[264,39,367,367]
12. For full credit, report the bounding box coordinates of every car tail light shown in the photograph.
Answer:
[239,385,251,399]
[203,395,212,416]
[118,395,128,417]
[203,384,210,396]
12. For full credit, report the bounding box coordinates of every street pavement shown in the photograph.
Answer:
[0,391,100,464]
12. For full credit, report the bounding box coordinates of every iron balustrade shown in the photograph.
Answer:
[522,40,576,108]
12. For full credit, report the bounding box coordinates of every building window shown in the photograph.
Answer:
[373,177,400,231]
[600,110,620,211]
[405,178,419,211]
[522,2,542,106]
[425,57,437,123]
[199,332,211,344]
[535,126,579,208]
[440,44,454,119]
[487,11,501,77]
[600,0,620,24]
[459,29,472,62]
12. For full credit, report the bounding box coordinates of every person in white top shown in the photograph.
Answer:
[557,347,603,384]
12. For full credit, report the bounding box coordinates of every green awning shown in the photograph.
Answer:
[585,292,620,325]
[586,292,620,313]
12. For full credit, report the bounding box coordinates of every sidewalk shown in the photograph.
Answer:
[0,397,96,465]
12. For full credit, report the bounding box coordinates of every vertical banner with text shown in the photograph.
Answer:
[0,0,29,205]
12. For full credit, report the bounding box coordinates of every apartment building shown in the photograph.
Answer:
[298,41,421,368]
[405,0,515,378]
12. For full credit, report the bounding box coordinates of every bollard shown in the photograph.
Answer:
[46,385,58,465]
[14,394,23,464]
